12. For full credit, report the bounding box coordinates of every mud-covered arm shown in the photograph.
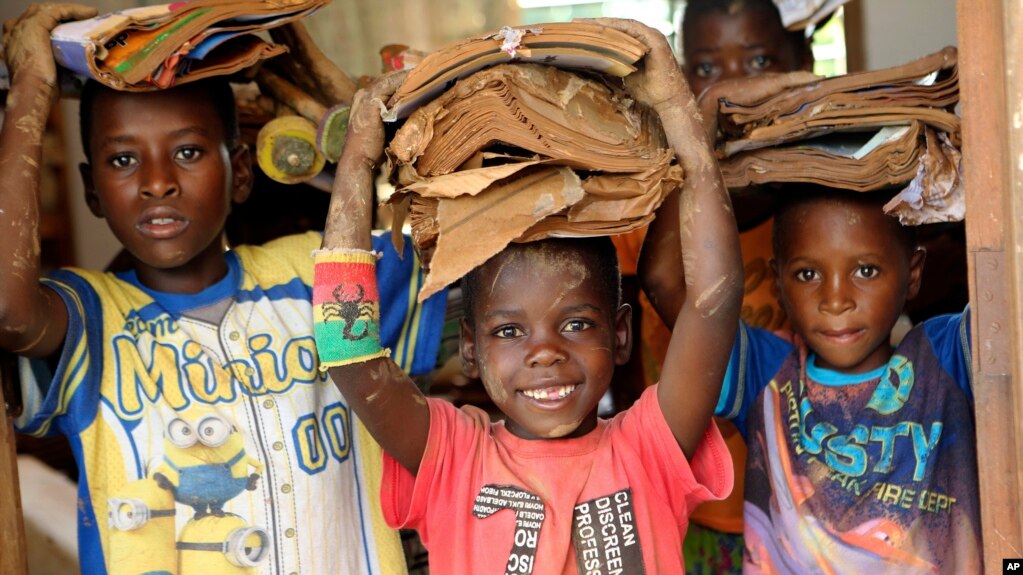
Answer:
[318,72,430,475]
[0,4,96,358]
[640,71,819,331]
[587,18,743,459]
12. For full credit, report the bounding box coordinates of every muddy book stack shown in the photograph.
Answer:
[710,47,962,225]
[379,23,684,300]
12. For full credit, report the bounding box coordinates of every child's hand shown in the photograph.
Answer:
[3,3,97,99]
[575,18,689,113]
[344,70,407,172]
[323,71,407,249]
[697,71,819,141]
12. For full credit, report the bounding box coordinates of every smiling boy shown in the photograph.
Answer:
[0,5,443,573]
[312,18,741,573]
[644,186,982,573]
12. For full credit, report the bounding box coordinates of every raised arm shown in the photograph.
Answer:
[587,18,743,458]
[0,4,97,358]
[640,71,818,330]
[316,72,430,474]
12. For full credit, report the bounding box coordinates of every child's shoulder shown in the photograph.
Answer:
[231,231,323,284]
[234,230,323,259]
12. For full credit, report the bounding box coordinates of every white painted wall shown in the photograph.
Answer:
[855,0,958,70]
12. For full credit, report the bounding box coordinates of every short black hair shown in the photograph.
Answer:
[461,236,622,326]
[79,78,240,161]
[682,0,809,60]
[772,185,919,258]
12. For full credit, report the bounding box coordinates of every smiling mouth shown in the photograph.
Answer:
[520,384,577,402]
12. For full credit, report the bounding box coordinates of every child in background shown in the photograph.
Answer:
[680,0,813,100]
[643,185,981,573]
[0,4,444,573]
[312,18,740,573]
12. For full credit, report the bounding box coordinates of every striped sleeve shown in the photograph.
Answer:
[16,270,104,437]
[372,232,447,375]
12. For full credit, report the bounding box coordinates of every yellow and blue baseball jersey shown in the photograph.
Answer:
[17,231,445,575]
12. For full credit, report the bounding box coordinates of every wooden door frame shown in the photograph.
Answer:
[959,0,1023,569]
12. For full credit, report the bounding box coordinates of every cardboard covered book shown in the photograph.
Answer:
[712,47,962,224]
[385,62,680,300]
[50,0,329,91]
[383,22,647,120]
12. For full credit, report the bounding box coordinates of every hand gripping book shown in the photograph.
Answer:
[50,0,329,91]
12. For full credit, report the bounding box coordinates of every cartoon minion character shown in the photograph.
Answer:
[107,477,178,575]
[177,514,270,574]
[153,412,264,518]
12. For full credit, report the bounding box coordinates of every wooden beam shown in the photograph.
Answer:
[0,357,28,575]
[957,0,1023,568]
[997,0,1023,557]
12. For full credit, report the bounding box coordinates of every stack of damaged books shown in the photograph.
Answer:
[384,22,648,120]
[712,47,962,224]
[382,25,681,299]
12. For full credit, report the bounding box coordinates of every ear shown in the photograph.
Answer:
[229,145,253,204]
[459,318,481,379]
[906,247,927,301]
[613,303,633,366]
[80,162,103,218]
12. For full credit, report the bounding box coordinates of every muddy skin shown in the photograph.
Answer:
[695,274,741,318]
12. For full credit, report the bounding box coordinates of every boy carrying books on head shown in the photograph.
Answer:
[313,18,741,573]
[643,182,982,574]
[0,4,444,573]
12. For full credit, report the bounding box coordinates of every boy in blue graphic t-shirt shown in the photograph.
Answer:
[643,185,981,574]
[0,5,444,574]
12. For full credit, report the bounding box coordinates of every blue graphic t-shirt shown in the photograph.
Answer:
[717,311,982,574]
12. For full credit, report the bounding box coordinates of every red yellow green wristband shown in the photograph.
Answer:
[312,249,390,369]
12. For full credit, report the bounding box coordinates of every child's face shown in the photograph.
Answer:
[772,200,924,374]
[682,8,807,98]
[82,86,250,282]
[460,243,631,440]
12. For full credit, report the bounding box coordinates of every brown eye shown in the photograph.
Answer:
[110,154,137,169]
[494,326,523,338]
[563,320,590,332]
[694,62,718,77]
[795,269,819,282]
[175,146,202,161]
[749,55,773,70]
[855,265,880,279]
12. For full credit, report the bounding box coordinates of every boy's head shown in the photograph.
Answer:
[78,79,252,278]
[459,237,631,440]
[770,186,925,374]
[681,0,813,98]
